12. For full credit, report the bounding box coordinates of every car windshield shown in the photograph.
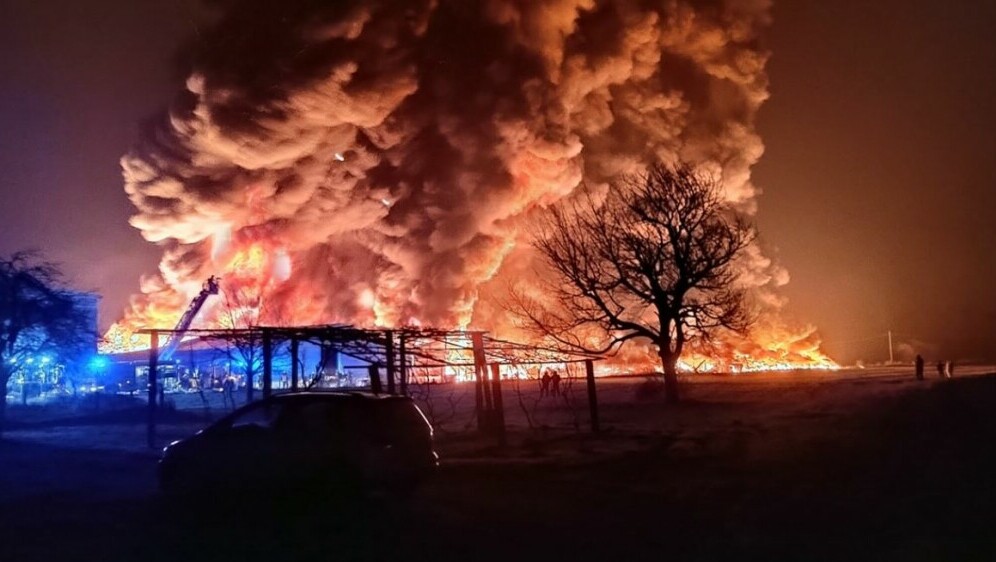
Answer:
[216,397,427,441]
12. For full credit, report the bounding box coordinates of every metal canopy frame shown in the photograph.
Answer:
[138,324,600,369]
[139,324,602,448]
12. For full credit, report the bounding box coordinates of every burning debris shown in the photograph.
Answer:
[103,0,835,372]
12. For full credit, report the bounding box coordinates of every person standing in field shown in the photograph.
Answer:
[936,361,946,378]
[915,355,924,381]
[540,370,551,397]
[551,370,562,396]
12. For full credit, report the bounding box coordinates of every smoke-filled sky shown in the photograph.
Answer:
[0,0,993,364]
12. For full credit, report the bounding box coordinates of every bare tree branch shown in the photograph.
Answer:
[508,162,756,403]
[0,251,94,435]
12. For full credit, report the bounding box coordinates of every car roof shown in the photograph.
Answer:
[266,391,409,402]
[208,391,416,429]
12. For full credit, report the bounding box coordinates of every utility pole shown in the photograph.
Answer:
[385,330,396,394]
[585,359,600,433]
[290,337,299,391]
[147,330,159,449]
[888,330,894,364]
[398,333,408,395]
[262,329,272,399]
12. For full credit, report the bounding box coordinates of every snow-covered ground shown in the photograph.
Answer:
[4,364,992,459]
[2,365,994,561]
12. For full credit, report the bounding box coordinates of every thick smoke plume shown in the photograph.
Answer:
[107,0,827,368]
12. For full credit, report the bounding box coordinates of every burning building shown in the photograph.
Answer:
[102,0,835,373]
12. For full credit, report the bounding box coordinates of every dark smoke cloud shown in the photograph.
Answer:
[113,0,785,344]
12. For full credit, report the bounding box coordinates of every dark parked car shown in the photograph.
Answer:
[158,392,438,495]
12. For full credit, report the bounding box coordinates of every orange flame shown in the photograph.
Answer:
[99,231,296,353]
[102,226,837,375]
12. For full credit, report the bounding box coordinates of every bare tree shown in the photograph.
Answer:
[303,343,337,389]
[215,281,285,403]
[0,252,93,436]
[513,162,755,403]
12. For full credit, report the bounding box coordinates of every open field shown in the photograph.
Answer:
[1,367,994,560]
[5,365,994,455]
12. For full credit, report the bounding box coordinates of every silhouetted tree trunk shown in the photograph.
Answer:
[246,366,255,403]
[659,349,680,404]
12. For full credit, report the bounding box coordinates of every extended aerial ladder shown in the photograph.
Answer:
[159,276,220,361]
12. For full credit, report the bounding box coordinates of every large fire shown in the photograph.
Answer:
[101,231,838,373]
[100,0,838,374]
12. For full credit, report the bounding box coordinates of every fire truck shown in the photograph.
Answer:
[103,277,219,393]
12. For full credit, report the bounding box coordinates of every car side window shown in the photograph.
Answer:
[229,403,282,430]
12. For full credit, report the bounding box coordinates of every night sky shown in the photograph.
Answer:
[0,1,993,364]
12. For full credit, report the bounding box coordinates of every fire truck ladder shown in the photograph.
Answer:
[160,276,220,361]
